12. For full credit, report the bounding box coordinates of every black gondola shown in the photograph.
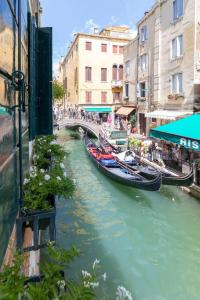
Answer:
[99,135,194,187]
[84,136,161,191]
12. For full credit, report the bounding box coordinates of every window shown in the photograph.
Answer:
[85,91,92,103]
[139,82,146,97]
[101,68,107,82]
[125,61,130,77]
[76,44,78,52]
[173,0,183,21]
[113,92,121,103]
[74,67,78,85]
[118,65,123,80]
[172,73,183,93]
[101,44,107,52]
[85,67,92,81]
[112,65,118,80]
[64,77,67,90]
[140,54,148,72]
[171,35,183,59]
[112,45,118,53]
[101,92,107,103]
[85,41,92,50]
[140,25,147,43]
[125,83,129,98]
[119,46,123,54]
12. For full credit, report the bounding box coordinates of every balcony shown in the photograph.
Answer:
[111,80,123,89]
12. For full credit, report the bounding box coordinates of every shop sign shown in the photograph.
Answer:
[179,138,200,151]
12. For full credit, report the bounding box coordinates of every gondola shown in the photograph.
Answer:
[84,136,161,191]
[99,135,194,187]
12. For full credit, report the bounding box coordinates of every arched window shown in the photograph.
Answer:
[112,64,118,80]
[119,65,123,81]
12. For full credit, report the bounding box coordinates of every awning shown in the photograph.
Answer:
[150,114,200,151]
[145,110,192,120]
[116,106,135,116]
[84,107,112,113]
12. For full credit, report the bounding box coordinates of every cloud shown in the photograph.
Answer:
[84,19,99,33]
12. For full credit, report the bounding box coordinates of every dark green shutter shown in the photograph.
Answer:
[36,27,53,135]
[28,13,37,140]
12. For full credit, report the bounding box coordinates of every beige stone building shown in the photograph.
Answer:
[124,0,200,135]
[59,26,135,114]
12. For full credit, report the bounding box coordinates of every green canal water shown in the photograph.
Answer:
[56,129,200,300]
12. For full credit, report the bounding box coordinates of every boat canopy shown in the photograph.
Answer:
[150,114,200,151]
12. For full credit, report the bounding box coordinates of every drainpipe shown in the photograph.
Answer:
[136,28,140,133]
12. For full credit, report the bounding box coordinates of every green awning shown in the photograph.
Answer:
[150,114,200,151]
[84,107,112,113]
[0,107,9,116]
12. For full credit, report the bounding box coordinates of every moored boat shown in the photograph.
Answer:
[84,136,161,191]
[99,135,194,186]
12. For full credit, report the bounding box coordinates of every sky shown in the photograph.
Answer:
[40,0,155,76]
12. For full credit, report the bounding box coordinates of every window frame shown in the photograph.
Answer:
[85,66,92,82]
[85,41,92,51]
[171,73,183,94]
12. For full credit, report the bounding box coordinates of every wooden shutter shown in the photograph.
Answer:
[36,27,53,135]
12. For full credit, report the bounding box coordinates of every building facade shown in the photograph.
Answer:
[124,0,200,135]
[60,26,135,114]
[0,0,52,264]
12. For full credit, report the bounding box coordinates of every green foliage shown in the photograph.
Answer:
[53,80,65,102]
[70,132,81,140]
[23,135,75,211]
[0,253,25,300]
[129,115,137,128]
[128,137,142,149]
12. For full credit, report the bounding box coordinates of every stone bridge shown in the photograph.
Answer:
[57,117,100,137]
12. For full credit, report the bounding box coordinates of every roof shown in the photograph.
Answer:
[145,110,192,120]
[150,114,200,151]
[116,106,135,116]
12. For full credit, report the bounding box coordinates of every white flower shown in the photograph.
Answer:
[89,282,99,289]
[56,176,61,181]
[82,270,91,278]
[116,286,133,300]
[40,169,45,173]
[92,259,100,269]
[39,183,43,186]
[23,178,30,185]
[83,281,90,288]
[57,280,65,288]
[60,162,65,169]
[33,154,37,160]
[30,172,36,178]
[44,174,50,181]
[30,166,36,172]
[50,140,58,145]
[63,171,67,178]
[102,273,107,281]
[48,149,52,153]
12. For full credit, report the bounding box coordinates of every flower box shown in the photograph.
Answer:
[16,196,56,252]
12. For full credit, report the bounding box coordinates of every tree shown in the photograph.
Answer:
[52,80,65,103]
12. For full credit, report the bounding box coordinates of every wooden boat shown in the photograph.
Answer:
[84,136,161,191]
[99,135,194,187]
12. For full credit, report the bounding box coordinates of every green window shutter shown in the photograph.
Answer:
[36,27,53,135]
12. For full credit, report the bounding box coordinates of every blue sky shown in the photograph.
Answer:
[41,0,155,74]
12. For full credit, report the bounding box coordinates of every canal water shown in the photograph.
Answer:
[56,129,200,300]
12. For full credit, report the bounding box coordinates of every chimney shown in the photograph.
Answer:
[93,27,99,34]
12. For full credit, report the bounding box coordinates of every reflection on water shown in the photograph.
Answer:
[56,129,200,300]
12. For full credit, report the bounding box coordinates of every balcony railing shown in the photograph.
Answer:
[111,80,123,88]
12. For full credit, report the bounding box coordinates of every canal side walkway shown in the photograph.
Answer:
[57,117,200,199]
